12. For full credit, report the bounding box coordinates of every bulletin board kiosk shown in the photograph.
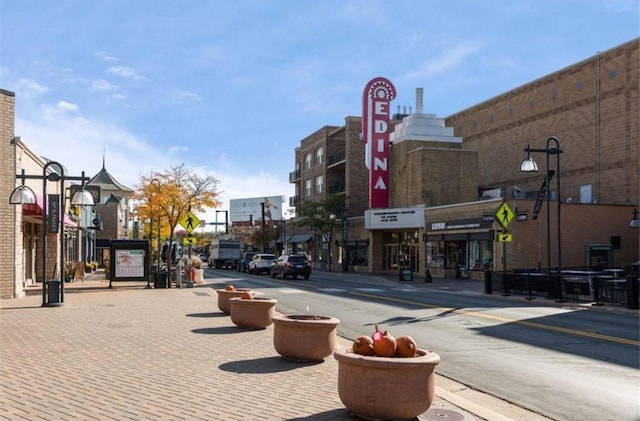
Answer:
[108,240,150,288]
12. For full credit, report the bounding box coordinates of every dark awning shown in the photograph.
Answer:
[288,234,312,243]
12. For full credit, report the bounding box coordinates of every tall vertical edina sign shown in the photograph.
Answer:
[362,77,396,209]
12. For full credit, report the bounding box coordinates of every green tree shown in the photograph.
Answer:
[134,164,221,282]
[294,195,345,249]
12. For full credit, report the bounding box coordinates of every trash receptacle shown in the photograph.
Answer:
[626,276,639,310]
[484,271,492,294]
[46,280,61,304]
[153,271,168,289]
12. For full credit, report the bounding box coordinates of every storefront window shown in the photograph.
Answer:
[426,241,444,268]
[469,240,493,270]
[445,241,465,269]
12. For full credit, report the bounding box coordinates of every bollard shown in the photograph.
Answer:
[484,271,492,294]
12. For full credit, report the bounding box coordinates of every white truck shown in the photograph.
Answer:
[208,238,242,269]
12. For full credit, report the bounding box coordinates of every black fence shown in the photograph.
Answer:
[489,270,639,309]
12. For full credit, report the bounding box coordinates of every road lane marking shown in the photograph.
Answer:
[349,291,639,347]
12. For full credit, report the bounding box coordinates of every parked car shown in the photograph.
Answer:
[238,252,257,273]
[270,254,312,280]
[248,253,276,275]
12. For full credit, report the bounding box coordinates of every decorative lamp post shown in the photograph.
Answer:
[520,137,563,301]
[10,162,94,307]
[147,178,161,289]
[281,217,287,255]
[342,204,349,272]
[328,213,337,271]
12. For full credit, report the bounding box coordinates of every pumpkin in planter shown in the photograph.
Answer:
[240,290,255,299]
[372,324,396,357]
[352,335,375,356]
[395,335,418,358]
[225,284,236,291]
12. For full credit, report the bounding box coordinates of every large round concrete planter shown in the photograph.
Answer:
[272,314,340,362]
[216,289,251,314]
[229,297,277,329]
[333,348,441,420]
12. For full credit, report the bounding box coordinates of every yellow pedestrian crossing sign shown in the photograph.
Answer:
[184,236,197,245]
[497,232,513,242]
[496,202,514,229]
[179,212,200,233]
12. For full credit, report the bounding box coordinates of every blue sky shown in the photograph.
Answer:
[1,0,638,224]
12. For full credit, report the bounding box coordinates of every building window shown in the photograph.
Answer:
[577,82,584,91]
[305,153,312,169]
[551,90,558,101]
[508,107,514,116]
[315,146,324,165]
[315,175,324,194]
[609,70,617,79]
[528,100,535,108]
[304,179,312,197]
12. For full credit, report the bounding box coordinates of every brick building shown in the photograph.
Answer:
[290,38,639,278]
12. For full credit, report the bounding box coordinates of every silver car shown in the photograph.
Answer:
[248,253,276,275]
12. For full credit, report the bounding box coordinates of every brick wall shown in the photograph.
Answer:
[446,38,639,206]
[1,89,18,299]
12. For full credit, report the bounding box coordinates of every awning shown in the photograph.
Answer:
[22,193,77,227]
[288,234,312,243]
[275,235,291,244]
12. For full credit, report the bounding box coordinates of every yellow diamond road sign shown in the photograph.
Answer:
[498,232,513,242]
[184,236,197,245]
[496,202,515,229]
[179,212,200,233]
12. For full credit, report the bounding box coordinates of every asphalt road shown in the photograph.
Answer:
[205,267,640,421]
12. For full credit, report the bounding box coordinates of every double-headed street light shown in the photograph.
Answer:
[10,162,94,307]
[520,136,563,301]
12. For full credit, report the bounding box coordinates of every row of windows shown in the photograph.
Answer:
[304,146,324,169]
[456,70,619,134]
[303,175,324,197]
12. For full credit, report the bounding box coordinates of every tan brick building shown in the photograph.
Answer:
[290,38,639,278]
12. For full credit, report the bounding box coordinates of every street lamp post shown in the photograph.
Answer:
[329,213,336,272]
[281,217,287,255]
[10,162,94,307]
[342,204,349,273]
[148,178,161,289]
[520,136,563,301]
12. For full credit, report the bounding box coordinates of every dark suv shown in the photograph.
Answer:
[270,254,312,280]
[237,252,257,273]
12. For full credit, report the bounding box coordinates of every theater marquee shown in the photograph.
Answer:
[362,77,396,209]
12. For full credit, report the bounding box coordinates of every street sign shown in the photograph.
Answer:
[184,236,197,245]
[497,232,513,242]
[496,202,514,229]
[179,212,200,233]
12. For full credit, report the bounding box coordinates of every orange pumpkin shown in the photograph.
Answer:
[372,324,396,357]
[352,335,375,356]
[240,290,254,299]
[395,335,418,358]
[225,284,236,291]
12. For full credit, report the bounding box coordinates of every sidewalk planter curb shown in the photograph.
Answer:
[216,289,252,314]
[272,314,340,362]
[229,297,277,330]
[333,348,441,420]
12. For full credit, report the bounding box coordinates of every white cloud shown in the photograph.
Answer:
[94,51,120,63]
[92,79,118,91]
[170,89,202,103]
[15,78,50,98]
[107,66,147,81]
[402,41,485,81]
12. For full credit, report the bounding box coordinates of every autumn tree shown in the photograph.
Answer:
[134,164,221,285]
[293,194,345,258]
